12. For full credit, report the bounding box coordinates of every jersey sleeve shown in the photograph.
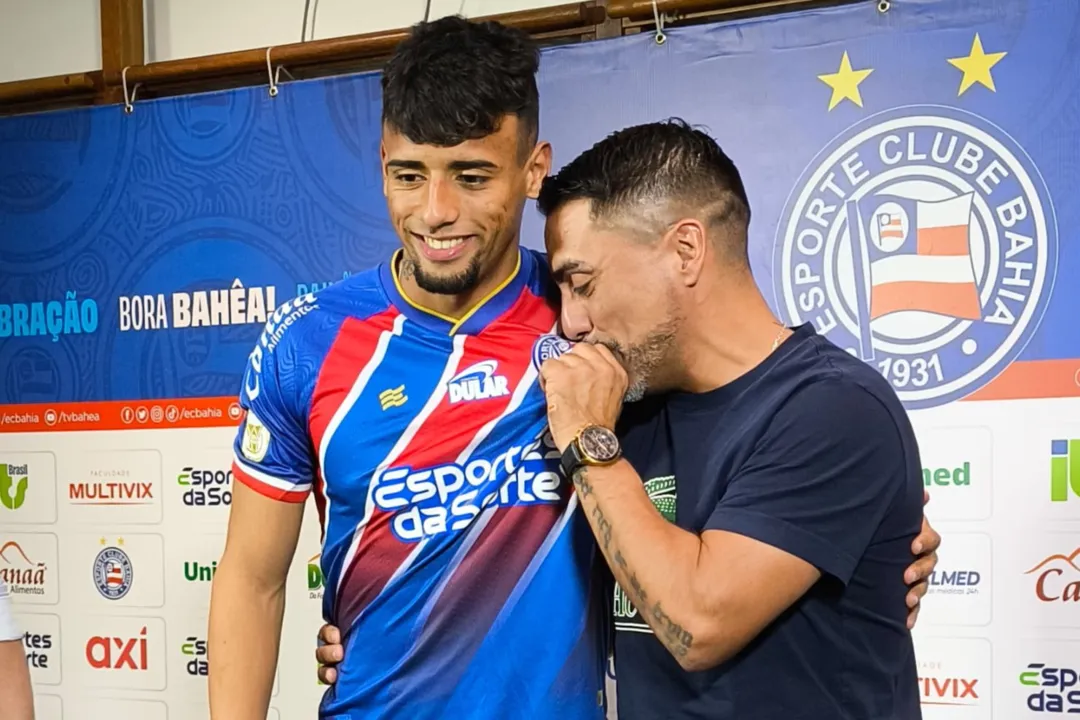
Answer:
[231,328,315,503]
[704,377,909,585]
[0,581,20,642]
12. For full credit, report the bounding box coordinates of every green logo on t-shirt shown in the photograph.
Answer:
[613,476,675,634]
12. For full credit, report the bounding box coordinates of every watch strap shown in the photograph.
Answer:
[560,440,585,479]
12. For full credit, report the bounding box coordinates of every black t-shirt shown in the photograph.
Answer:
[612,323,923,720]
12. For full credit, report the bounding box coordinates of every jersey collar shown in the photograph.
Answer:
[378,248,530,336]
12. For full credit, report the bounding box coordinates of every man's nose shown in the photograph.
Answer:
[560,301,592,342]
[420,178,460,229]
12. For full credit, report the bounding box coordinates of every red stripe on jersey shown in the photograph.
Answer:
[497,286,558,335]
[232,461,309,503]
[334,329,537,630]
[308,309,399,531]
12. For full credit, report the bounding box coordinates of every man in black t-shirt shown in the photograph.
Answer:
[535,119,925,719]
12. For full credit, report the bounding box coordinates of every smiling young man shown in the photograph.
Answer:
[536,119,927,719]
[208,17,608,720]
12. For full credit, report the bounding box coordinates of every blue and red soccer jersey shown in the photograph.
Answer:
[231,247,608,719]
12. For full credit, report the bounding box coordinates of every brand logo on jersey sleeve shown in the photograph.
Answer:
[773,106,1057,408]
[243,292,318,403]
[447,360,510,403]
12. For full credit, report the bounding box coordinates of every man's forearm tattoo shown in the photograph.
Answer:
[572,464,694,659]
[571,467,593,497]
[651,600,695,658]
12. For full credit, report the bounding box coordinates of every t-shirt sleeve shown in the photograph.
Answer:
[231,330,315,503]
[705,378,908,585]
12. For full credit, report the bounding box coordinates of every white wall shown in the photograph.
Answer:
[0,0,575,84]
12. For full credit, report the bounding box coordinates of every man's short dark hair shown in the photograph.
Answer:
[381,16,540,157]
[537,119,752,262]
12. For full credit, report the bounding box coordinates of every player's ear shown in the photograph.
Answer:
[525,141,552,200]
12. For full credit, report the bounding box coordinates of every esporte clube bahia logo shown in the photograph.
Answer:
[773,105,1058,409]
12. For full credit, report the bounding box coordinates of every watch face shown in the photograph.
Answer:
[580,426,619,462]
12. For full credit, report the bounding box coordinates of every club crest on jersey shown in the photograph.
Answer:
[532,334,572,372]
[447,360,510,403]
[772,106,1057,409]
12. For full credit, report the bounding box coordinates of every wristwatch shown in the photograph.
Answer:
[560,424,622,478]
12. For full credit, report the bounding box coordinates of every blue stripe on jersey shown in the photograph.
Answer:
[322,380,603,719]
[442,506,602,718]
[396,383,600,706]
[318,324,457,622]
[322,392,554,712]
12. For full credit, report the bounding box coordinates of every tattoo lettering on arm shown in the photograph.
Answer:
[650,601,694,658]
[571,467,593,497]
[591,504,613,551]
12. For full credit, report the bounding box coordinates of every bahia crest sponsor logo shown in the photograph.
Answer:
[447,360,511,404]
[1020,662,1080,713]
[178,466,232,507]
[1024,548,1080,604]
[774,106,1057,409]
[0,291,99,341]
[0,541,48,597]
[93,539,133,600]
[372,431,564,542]
[118,279,277,332]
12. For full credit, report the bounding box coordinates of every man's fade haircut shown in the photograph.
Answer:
[536,118,752,262]
[381,15,541,159]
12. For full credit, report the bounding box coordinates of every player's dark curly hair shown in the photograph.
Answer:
[537,118,752,263]
[381,15,541,159]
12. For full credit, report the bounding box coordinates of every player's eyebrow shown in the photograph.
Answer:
[386,159,427,171]
[447,160,498,172]
[551,260,592,285]
[386,159,498,172]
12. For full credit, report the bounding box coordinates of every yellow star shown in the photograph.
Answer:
[818,52,874,111]
[948,33,1007,95]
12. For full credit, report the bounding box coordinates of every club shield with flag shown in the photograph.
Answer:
[847,193,982,361]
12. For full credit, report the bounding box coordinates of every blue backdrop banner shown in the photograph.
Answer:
[1,0,1077,420]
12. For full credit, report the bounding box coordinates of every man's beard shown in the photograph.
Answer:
[401,253,483,295]
[600,316,679,403]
